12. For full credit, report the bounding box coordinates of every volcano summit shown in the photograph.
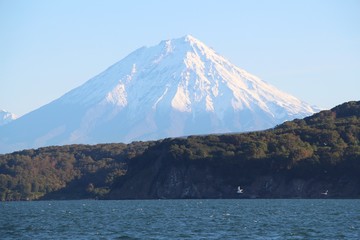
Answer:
[0,35,318,153]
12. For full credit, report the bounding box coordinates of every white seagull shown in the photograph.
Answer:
[321,190,328,196]
[237,186,244,194]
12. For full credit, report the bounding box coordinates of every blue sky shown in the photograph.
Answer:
[1,0,359,116]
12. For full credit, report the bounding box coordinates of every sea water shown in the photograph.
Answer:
[1,199,359,239]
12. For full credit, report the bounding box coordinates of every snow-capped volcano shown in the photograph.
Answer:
[0,35,318,153]
[0,110,17,126]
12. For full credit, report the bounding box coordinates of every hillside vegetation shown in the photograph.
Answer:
[0,101,359,200]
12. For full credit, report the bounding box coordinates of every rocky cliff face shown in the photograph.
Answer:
[108,148,360,199]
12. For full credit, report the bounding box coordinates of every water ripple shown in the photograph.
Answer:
[1,199,360,239]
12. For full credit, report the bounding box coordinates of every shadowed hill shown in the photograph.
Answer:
[0,101,359,200]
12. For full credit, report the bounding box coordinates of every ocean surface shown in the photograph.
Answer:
[1,199,359,239]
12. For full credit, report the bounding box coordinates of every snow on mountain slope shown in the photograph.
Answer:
[0,110,17,126]
[0,35,319,153]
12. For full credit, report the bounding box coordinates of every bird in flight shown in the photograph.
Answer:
[321,190,328,196]
[237,186,244,194]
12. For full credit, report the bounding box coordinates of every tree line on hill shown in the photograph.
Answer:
[0,101,359,200]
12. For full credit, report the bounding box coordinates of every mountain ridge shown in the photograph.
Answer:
[0,110,17,126]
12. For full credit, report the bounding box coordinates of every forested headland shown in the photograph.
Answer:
[1,101,359,200]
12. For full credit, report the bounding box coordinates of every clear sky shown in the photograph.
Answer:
[1,0,359,116]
